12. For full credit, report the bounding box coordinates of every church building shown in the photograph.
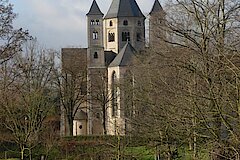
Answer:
[60,0,165,136]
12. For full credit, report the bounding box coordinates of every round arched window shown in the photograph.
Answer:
[108,33,115,42]
[96,19,100,25]
[90,20,95,25]
[93,31,98,40]
[138,20,141,26]
[123,20,128,26]
[111,71,117,116]
[122,32,130,41]
[94,52,98,59]
[110,20,113,26]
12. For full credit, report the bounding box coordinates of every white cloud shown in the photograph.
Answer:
[9,0,163,49]
[20,0,81,30]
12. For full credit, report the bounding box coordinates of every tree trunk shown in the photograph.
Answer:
[192,110,197,159]
[193,130,197,159]
[67,116,73,136]
[29,148,32,160]
[20,147,24,160]
[117,127,121,160]
[102,104,107,135]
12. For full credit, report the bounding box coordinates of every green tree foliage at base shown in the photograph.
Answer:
[1,135,221,159]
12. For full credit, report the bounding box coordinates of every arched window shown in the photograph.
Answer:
[137,20,141,26]
[123,20,128,26]
[96,19,100,25]
[112,71,117,117]
[110,20,113,26]
[108,33,115,42]
[137,33,141,41]
[93,31,98,40]
[96,112,100,119]
[90,20,95,25]
[124,70,135,119]
[94,52,98,59]
[122,32,130,41]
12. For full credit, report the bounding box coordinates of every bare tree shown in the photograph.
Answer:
[56,61,87,136]
[0,41,56,159]
[130,0,240,159]
[0,0,30,64]
[89,70,120,135]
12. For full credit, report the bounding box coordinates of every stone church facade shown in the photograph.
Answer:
[61,0,165,136]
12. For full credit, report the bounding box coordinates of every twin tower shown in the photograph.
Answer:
[61,0,165,136]
[86,0,165,68]
[85,0,165,135]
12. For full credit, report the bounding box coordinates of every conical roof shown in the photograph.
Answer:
[109,42,136,67]
[86,0,103,16]
[149,0,164,15]
[105,0,145,19]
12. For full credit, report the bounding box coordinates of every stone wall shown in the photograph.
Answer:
[61,48,88,136]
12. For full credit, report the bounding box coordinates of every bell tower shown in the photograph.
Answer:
[149,0,166,46]
[86,0,106,135]
[87,0,105,68]
[103,0,146,53]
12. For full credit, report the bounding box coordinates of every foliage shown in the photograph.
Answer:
[0,135,215,159]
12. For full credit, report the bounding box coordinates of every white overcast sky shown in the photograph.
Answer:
[9,0,164,50]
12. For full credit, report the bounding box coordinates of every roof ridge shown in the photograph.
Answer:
[119,42,129,66]
[109,42,136,67]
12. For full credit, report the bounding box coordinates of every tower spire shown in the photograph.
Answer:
[105,0,145,19]
[149,0,164,15]
[149,0,166,46]
[86,0,103,16]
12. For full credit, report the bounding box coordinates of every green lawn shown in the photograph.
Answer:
[124,146,155,160]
